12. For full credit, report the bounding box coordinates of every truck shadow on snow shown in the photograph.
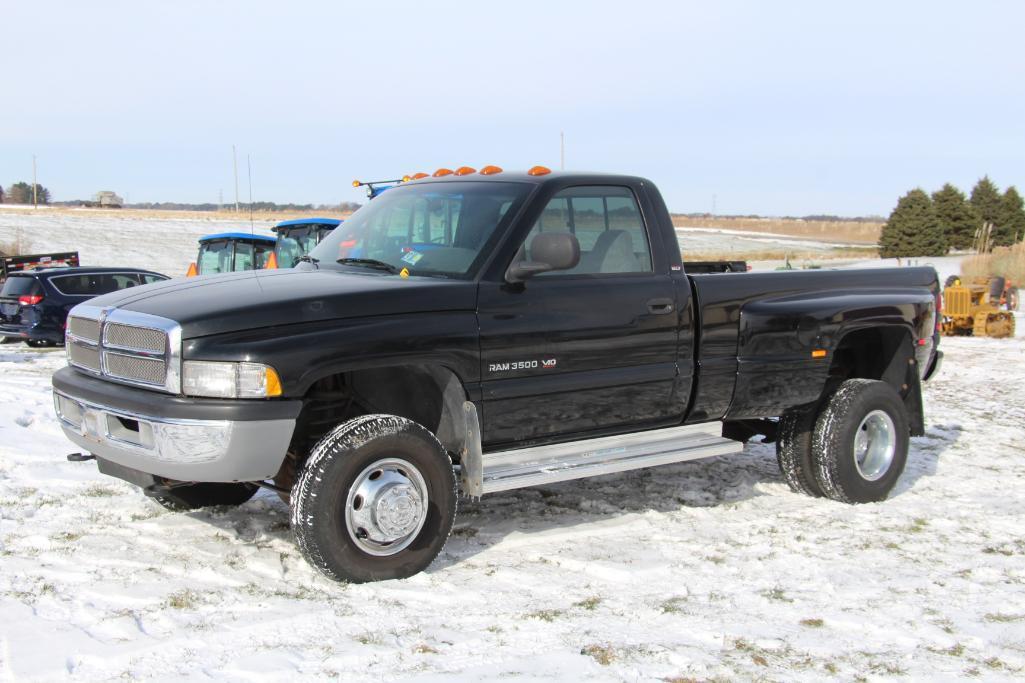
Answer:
[178,423,962,575]
[433,423,963,570]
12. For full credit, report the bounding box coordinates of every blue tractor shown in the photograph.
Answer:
[267,218,342,269]
[186,232,277,277]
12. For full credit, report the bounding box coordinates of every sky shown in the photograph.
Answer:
[1,0,1023,216]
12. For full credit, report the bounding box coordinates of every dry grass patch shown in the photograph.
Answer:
[961,242,1025,282]
[672,216,883,244]
[581,643,617,666]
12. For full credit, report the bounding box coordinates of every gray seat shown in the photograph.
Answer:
[585,230,637,273]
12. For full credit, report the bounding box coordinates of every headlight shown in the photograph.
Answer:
[182,361,282,398]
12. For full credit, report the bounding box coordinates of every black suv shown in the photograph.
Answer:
[0,267,169,347]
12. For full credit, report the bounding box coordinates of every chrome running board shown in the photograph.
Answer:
[459,402,743,496]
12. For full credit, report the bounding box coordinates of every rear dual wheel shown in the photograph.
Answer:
[777,379,909,503]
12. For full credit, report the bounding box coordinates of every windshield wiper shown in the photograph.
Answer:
[335,257,400,274]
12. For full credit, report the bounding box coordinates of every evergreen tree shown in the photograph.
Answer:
[5,182,51,205]
[970,174,1000,214]
[998,186,1025,245]
[879,188,947,258]
[931,183,976,250]
[0,184,4,203]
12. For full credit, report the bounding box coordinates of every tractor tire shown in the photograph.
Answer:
[811,379,909,504]
[776,407,823,497]
[291,414,457,583]
[152,482,259,511]
[944,274,960,288]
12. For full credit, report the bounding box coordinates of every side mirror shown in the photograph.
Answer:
[505,233,580,283]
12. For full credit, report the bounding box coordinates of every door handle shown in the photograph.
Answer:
[647,298,674,315]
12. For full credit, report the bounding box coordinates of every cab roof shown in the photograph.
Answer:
[394,170,650,187]
[199,232,277,244]
[273,217,342,231]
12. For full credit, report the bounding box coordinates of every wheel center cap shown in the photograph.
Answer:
[374,483,422,538]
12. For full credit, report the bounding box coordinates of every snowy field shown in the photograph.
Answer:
[0,209,277,279]
[1,331,1024,680]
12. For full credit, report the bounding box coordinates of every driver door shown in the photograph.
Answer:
[476,185,682,448]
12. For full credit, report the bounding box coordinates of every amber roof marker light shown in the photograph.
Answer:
[479,165,503,175]
[527,165,552,176]
[351,179,361,187]
[433,168,454,177]
[454,166,477,176]
[411,172,429,180]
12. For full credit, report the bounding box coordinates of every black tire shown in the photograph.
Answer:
[776,407,823,497]
[944,274,960,288]
[152,482,259,511]
[811,379,909,504]
[291,414,457,583]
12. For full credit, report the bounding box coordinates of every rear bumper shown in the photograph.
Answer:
[0,323,62,342]
[52,367,301,482]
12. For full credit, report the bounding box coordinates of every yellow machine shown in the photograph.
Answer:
[941,278,1016,338]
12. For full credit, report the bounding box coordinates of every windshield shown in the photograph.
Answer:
[310,181,532,278]
[275,227,323,268]
[197,240,232,274]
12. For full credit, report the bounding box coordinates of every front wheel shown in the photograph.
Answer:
[811,379,909,504]
[291,414,457,583]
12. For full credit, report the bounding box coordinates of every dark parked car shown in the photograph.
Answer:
[0,267,169,347]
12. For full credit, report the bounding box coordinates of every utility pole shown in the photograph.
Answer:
[232,145,240,213]
[32,155,38,208]
[560,131,565,171]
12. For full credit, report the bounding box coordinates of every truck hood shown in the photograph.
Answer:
[84,267,478,338]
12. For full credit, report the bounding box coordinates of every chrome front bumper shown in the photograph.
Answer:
[53,390,295,482]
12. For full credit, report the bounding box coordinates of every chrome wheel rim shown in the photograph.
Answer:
[853,410,896,481]
[345,458,429,557]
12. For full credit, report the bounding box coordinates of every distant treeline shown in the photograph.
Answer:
[50,200,364,213]
[671,212,884,222]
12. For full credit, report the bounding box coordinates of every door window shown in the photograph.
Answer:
[50,273,140,295]
[522,187,652,275]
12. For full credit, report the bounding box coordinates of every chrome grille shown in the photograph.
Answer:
[68,316,100,343]
[104,323,165,353]
[68,343,101,372]
[105,352,166,385]
[64,305,181,394]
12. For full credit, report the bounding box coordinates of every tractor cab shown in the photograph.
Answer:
[267,218,341,269]
[186,233,276,277]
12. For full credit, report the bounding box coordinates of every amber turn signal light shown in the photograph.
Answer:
[527,165,552,176]
[479,165,503,175]
[811,349,827,359]
[351,179,361,187]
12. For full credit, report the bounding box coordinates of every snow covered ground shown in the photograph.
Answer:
[2,330,1024,680]
[0,210,277,279]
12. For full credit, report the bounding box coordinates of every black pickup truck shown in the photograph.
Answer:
[52,169,942,583]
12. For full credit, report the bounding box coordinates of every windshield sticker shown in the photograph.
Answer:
[401,250,424,265]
